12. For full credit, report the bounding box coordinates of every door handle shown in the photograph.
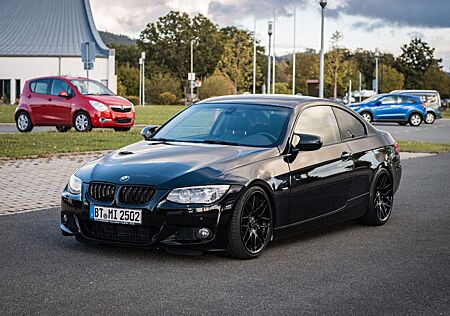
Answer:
[341,152,352,161]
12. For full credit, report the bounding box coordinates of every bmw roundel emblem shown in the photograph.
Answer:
[119,175,130,182]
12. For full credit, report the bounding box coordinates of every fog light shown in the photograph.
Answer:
[62,214,68,224]
[196,228,212,239]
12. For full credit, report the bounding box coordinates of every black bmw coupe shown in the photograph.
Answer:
[61,95,402,259]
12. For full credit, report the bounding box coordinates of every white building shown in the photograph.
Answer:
[0,0,116,104]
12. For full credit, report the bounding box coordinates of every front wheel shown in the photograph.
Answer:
[409,113,422,126]
[226,186,273,259]
[360,168,394,226]
[360,112,372,123]
[425,112,435,124]
[74,112,92,132]
[16,112,33,132]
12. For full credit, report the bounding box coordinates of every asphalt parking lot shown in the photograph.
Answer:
[0,153,448,315]
[373,119,450,144]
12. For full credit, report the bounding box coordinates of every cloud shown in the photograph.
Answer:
[207,0,308,24]
[329,0,450,30]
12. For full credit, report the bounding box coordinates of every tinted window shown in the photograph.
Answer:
[380,96,396,104]
[153,103,292,147]
[295,106,340,146]
[50,79,70,96]
[332,107,366,140]
[30,79,50,94]
[399,96,417,104]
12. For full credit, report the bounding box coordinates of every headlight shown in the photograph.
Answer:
[167,185,230,204]
[89,100,108,112]
[68,174,82,194]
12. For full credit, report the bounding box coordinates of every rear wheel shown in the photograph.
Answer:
[409,113,422,126]
[425,112,435,124]
[360,168,394,226]
[56,126,71,132]
[74,112,92,132]
[16,111,33,132]
[360,112,372,123]
[227,186,273,259]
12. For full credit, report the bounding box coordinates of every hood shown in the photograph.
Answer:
[86,95,132,106]
[76,141,278,189]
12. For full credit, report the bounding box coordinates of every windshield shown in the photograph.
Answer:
[70,79,114,96]
[151,103,292,147]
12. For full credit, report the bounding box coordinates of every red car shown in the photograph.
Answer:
[15,76,135,132]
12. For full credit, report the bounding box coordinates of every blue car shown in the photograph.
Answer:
[349,94,427,126]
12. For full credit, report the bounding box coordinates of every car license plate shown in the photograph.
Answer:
[90,205,142,225]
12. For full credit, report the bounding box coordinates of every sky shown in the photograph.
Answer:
[90,0,450,70]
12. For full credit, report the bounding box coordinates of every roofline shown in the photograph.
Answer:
[0,54,109,58]
[83,0,110,56]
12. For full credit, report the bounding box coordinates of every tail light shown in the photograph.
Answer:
[421,103,427,107]
[394,142,400,155]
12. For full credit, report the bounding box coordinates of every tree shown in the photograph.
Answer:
[379,64,404,92]
[138,11,224,87]
[145,73,181,104]
[116,63,140,97]
[292,53,319,95]
[274,82,291,94]
[328,31,345,98]
[397,38,442,89]
[421,66,450,98]
[215,29,264,93]
[198,73,235,99]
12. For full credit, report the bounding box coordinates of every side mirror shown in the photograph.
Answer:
[292,133,323,152]
[58,91,69,98]
[140,125,159,140]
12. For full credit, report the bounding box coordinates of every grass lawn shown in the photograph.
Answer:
[0,104,185,125]
[0,130,142,158]
[441,108,450,119]
[398,140,450,153]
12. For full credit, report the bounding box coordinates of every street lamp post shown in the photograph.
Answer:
[292,7,296,95]
[267,21,273,94]
[141,52,146,106]
[252,14,257,94]
[375,47,380,94]
[319,0,327,98]
[190,40,195,103]
[139,57,142,106]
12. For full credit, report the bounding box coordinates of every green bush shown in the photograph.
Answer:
[145,73,181,104]
[274,82,292,95]
[198,74,235,99]
[159,92,177,105]
[125,95,139,105]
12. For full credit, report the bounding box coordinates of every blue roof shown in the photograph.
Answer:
[0,0,110,57]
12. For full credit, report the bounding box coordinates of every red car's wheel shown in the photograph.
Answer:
[74,112,92,132]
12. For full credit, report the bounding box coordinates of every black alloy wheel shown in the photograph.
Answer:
[227,187,273,259]
[361,168,394,225]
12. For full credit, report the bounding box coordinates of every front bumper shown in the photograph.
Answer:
[60,185,242,250]
[90,110,135,128]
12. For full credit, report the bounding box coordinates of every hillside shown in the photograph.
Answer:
[99,31,136,46]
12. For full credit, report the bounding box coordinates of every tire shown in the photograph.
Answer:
[114,127,131,132]
[360,168,394,226]
[360,112,372,123]
[408,113,422,126]
[226,186,273,259]
[425,112,435,124]
[397,122,407,126]
[16,111,33,132]
[56,126,71,132]
[73,112,92,132]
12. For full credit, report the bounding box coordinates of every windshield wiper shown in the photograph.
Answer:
[201,139,239,146]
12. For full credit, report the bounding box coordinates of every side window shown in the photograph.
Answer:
[380,96,395,105]
[295,106,341,146]
[30,79,50,94]
[50,80,69,96]
[401,96,416,104]
[332,107,366,140]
